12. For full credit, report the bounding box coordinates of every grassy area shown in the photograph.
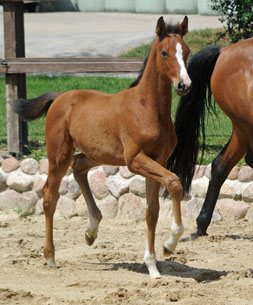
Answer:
[121,28,230,58]
[1,28,236,165]
[0,76,135,159]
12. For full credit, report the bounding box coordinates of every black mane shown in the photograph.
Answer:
[129,21,181,88]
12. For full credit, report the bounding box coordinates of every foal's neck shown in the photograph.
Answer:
[138,42,172,116]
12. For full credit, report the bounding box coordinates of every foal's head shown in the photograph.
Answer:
[154,16,191,96]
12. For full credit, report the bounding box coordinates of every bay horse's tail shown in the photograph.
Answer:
[12,92,62,121]
[166,45,222,195]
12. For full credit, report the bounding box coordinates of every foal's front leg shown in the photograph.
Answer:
[144,178,161,278]
[127,152,184,278]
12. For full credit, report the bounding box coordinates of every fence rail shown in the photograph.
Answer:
[0,57,143,74]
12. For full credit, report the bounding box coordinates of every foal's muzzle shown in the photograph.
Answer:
[175,80,192,96]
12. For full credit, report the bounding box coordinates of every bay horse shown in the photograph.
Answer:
[13,17,191,278]
[166,37,253,236]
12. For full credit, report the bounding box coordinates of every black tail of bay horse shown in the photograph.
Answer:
[166,45,222,194]
[166,38,253,236]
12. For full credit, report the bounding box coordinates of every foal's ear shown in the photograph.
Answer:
[156,16,166,39]
[178,16,188,36]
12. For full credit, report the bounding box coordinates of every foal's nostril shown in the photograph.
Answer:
[178,81,186,92]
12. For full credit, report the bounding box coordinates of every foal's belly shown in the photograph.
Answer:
[72,132,126,166]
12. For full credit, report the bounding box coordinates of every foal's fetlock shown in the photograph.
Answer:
[163,223,184,257]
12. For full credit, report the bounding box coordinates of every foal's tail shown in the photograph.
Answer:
[12,92,62,121]
[166,45,222,195]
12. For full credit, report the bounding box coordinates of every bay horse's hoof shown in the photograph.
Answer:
[85,231,96,246]
[163,246,173,257]
[190,231,208,240]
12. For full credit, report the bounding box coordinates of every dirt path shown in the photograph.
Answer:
[0,212,252,305]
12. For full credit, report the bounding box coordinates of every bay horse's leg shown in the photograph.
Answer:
[145,178,161,278]
[43,160,72,267]
[72,153,102,246]
[196,129,247,236]
[127,151,183,278]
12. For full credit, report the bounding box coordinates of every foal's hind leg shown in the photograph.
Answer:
[72,153,102,246]
[43,160,72,267]
[127,152,183,278]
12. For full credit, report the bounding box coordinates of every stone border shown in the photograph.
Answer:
[0,156,252,222]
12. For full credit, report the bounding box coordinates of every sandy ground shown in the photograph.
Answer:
[0,211,252,305]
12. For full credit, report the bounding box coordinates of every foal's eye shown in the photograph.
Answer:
[161,50,168,57]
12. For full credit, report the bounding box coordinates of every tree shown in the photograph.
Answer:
[210,0,253,43]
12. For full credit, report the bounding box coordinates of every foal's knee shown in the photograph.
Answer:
[165,174,183,200]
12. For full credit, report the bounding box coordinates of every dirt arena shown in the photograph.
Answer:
[0,211,252,305]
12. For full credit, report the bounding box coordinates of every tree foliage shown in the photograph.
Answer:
[210,0,253,43]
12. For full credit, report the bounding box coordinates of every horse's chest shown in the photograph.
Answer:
[141,124,177,163]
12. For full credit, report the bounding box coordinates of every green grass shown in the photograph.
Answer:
[0,28,237,165]
[0,76,136,159]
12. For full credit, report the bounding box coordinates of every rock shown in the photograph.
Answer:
[245,205,253,223]
[39,158,48,175]
[0,171,7,192]
[238,166,253,182]
[191,181,208,198]
[75,195,88,217]
[204,164,212,180]
[119,166,135,179]
[184,198,221,222]
[33,175,46,198]
[106,175,129,198]
[242,183,253,203]
[193,165,206,180]
[219,183,237,199]
[56,196,76,218]
[0,189,22,210]
[35,198,43,215]
[227,166,240,180]
[129,176,146,198]
[67,176,81,200]
[7,173,34,192]
[118,193,145,220]
[2,158,20,173]
[20,158,39,175]
[97,194,118,219]
[18,191,39,213]
[88,170,109,199]
[218,199,249,220]
[103,165,119,176]
[59,177,69,195]
[183,198,204,220]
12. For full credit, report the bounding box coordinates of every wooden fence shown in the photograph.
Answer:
[0,0,143,156]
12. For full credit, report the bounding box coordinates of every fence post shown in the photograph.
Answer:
[3,0,28,156]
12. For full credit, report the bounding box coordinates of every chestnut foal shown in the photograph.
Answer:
[13,16,191,278]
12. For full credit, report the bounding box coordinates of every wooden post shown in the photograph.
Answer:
[3,0,28,156]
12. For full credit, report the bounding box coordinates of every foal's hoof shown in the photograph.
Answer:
[46,258,60,269]
[163,246,173,257]
[49,264,61,269]
[85,232,96,246]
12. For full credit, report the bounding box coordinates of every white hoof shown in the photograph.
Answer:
[148,265,161,279]
[144,253,161,279]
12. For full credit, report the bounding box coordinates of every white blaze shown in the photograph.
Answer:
[175,42,191,86]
